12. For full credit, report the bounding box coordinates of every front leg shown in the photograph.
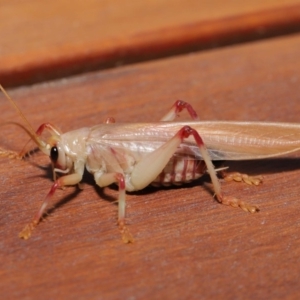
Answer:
[19,172,83,239]
[0,147,21,159]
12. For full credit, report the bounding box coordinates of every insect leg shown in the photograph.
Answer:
[103,117,116,124]
[160,100,199,121]
[19,172,83,240]
[0,147,21,159]
[130,125,259,213]
[94,172,134,243]
[19,123,62,158]
[161,102,262,189]
[221,171,263,186]
[35,123,62,136]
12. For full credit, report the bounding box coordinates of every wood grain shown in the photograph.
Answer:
[1,34,300,299]
[2,0,300,87]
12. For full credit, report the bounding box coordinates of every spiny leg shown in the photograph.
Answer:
[160,100,199,121]
[160,102,262,189]
[94,171,134,243]
[220,170,263,186]
[0,147,22,159]
[19,173,82,239]
[130,125,259,213]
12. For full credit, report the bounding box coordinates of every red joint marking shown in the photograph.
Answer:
[33,180,61,222]
[36,123,53,136]
[115,173,125,190]
[105,117,115,124]
[36,122,61,136]
[48,180,61,198]
[175,100,198,120]
[174,100,185,113]
[178,126,205,147]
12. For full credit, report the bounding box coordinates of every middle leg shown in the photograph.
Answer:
[94,171,134,243]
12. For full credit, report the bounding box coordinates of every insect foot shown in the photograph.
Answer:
[19,221,37,240]
[223,172,263,186]
[0,147,22,160]
[119,221,134,243]
[217,194,259,213]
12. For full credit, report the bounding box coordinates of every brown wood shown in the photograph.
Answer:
[1,33,300,299]
[2,1,300,87]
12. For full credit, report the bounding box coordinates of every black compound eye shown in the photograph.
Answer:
[50,146,59,162]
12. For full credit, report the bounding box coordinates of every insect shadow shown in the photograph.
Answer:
[94,157,300,201]
[24,156,300,220]
[226,157,300,176]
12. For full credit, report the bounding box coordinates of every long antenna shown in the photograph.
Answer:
[0,85,46,149]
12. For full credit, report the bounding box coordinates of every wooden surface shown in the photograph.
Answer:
[2,0,300,87]
[1,1,300,300]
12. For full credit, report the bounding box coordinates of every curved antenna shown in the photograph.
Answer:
[0,85,48,152]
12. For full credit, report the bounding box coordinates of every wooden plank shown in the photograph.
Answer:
[1,0,300,87]
[1,33,300,299]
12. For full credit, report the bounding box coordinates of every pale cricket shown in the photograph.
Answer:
[1,85,300,243]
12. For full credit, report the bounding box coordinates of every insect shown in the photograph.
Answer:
[1,85,300,243]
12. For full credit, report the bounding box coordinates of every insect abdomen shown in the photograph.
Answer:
[152,156,206,186]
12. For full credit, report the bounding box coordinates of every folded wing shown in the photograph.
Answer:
[87,121,300,161]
